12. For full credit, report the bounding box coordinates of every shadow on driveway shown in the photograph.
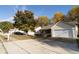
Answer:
[35,37,79,53]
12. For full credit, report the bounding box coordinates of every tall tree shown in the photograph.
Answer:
[68,6,79,21]
[52,12,65,23]
[14,10,36,31]
[68,6,79,37]
[37,16,49,27]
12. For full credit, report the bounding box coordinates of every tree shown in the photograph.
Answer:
[68,6,79,37]
[0,21,14,32]
[14,10,36,31]
[37,16,49,26]
[52,12,65,23]
[68,6,79,21]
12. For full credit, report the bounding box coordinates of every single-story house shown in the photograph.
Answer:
[41,21,77,38]
[40,24,54,37]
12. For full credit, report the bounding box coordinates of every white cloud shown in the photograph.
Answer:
[0,17,14,23]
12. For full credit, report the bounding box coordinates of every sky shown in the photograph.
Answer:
[0,5,73,22]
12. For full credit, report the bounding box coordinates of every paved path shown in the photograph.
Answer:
[0,37,79,54]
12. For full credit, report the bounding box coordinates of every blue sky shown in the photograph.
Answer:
[0,5,73,22]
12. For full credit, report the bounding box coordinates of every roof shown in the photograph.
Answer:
[51,20,76,30]
[41,23,54,30]
[64,21,76,26]
[41,20,76,30]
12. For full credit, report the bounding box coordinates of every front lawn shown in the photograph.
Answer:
[11,34,35,40]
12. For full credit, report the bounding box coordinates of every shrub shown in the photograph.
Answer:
[0,21,14,32]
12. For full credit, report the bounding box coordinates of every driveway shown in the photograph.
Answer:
[0,37,79,54]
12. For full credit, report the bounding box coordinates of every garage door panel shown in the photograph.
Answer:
[53,29,73,38]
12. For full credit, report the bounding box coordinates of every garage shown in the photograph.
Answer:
[52,29,73,38]
[51,21,77,38]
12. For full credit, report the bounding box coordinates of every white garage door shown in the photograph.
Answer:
[53,29,73,38]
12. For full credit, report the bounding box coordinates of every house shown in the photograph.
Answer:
[40,21,77,38]
[40,23,54,37]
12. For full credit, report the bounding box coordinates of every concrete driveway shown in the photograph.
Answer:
[0,37,79,54]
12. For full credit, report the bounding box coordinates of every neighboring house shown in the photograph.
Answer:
[40,23,54,37]
[41,21,77,38]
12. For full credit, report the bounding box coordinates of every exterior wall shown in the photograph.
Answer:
[74,26,78,38]
[51,28,54,37]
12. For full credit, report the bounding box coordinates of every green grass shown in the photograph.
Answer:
[11,34,35,40]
